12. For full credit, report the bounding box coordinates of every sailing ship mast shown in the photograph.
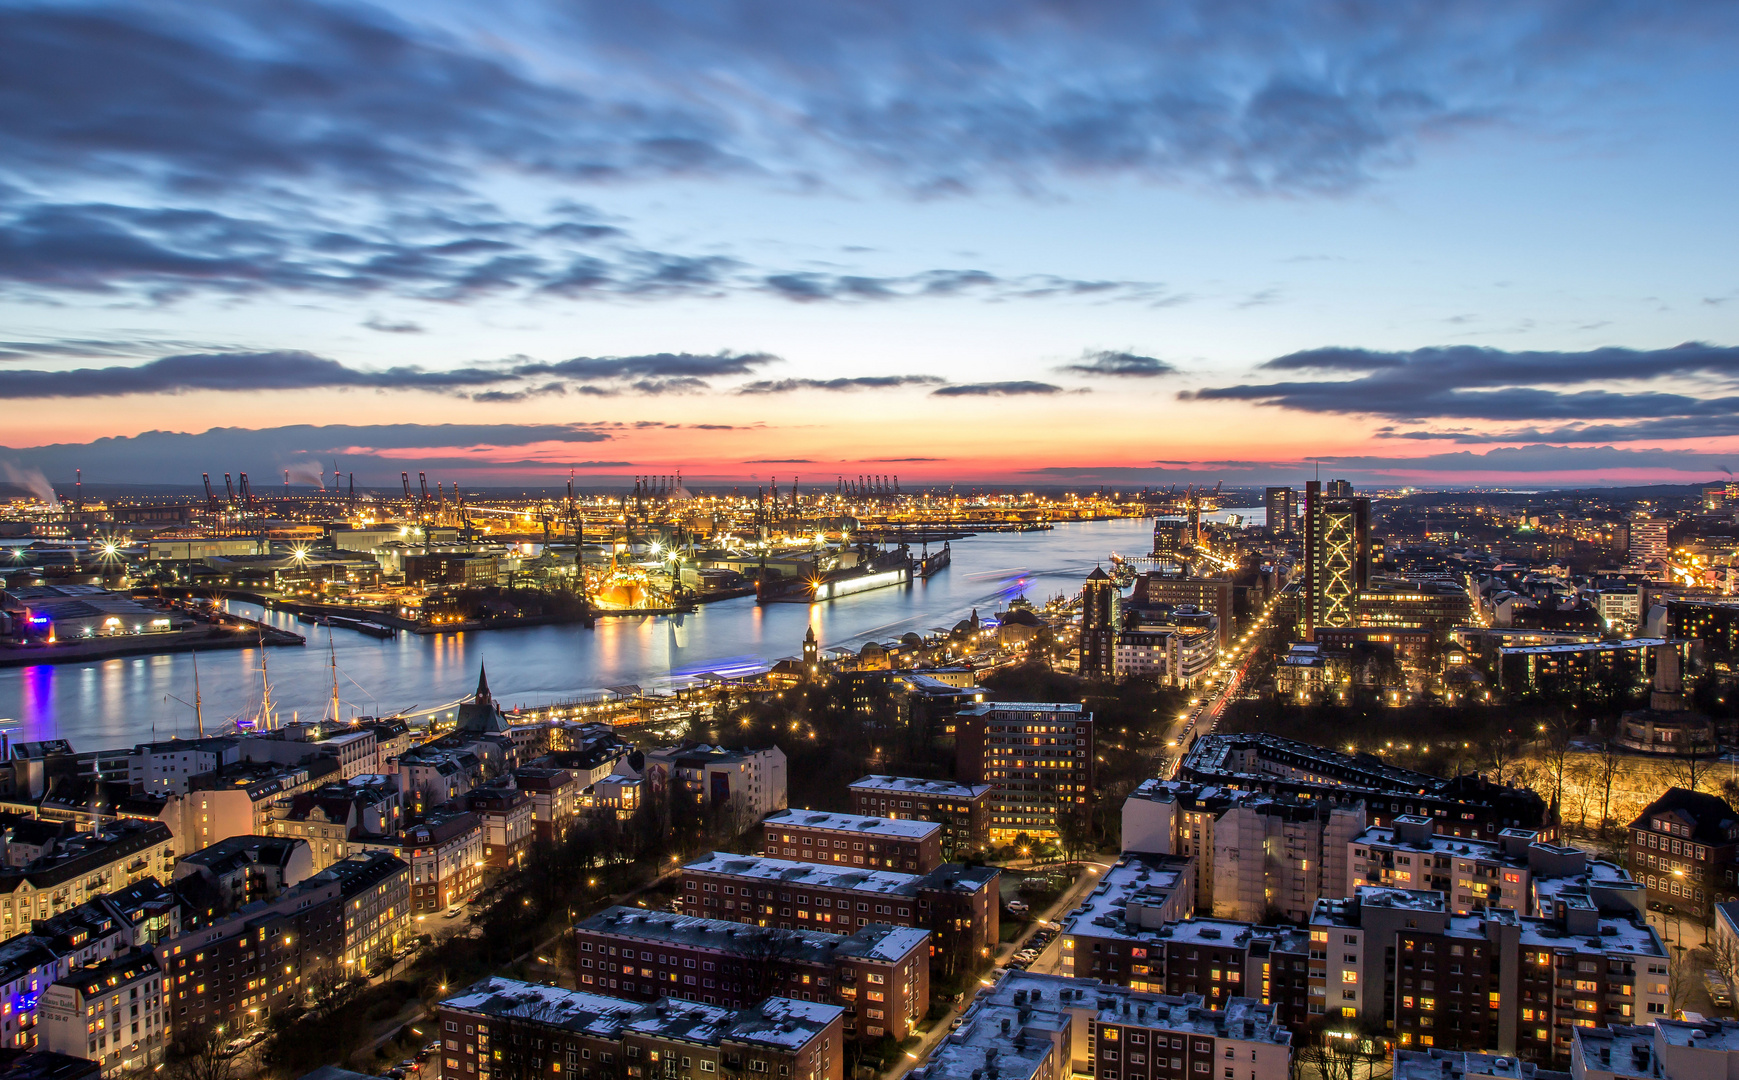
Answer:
[327,627,342,724]
[257,630,277,730]
[192,653,204,738]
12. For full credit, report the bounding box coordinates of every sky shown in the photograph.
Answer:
[2,0,1739,490]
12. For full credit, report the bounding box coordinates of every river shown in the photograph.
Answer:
[0,514,1258,750]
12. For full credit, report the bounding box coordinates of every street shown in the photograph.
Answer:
[886,858,1114,1079]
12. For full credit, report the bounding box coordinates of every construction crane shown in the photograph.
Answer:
[418,472,430,520]
[401,472,412,508]
[203,473,218,514]
[238,473,254,514]
[224,473,236,506]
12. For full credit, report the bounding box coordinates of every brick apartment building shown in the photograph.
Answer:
[1311,886,1667,1065]
[915,970,1293,1080]
[512,766,578,842]
[759,811,943,874]
[155,875,346,1035]
[384,811,484,915]
[436,977,845,1080]
[679,852,998,978]
[573,906,929,1042]
[465,785,534,871]
[1058,856,1316,1035]
[1627,787,1739,922]
[848,776,991,861]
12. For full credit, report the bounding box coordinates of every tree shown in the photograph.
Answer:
[1592,723,1625,837]
[1057,811,1092,871]
[165,1025,236,1080]
[1539,712,1576,815]
[1670,949,1700,1018]
[1666,745,1719,794]
[1708,933,1739,1009]
[1487,727,1523,786]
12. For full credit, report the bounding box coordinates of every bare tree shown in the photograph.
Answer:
[1593,729,1625,837]
[1670,951,1700,1018]
[1539,712,1576,814]
[1487,727,1523,786]
[1666,741,1721,794]
[1708,933,1739,1009]
[165,1026,236,1080]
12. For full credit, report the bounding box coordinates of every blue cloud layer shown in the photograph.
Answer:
[3,0,1730,305]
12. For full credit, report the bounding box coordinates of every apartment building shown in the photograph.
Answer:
[128,739,239,796]
[915,970,1292,1080]
[1352,816,1642,919]
[848,777,992,861]
[1308,886,1667,1065]
[178,761,330,854]
[759,811,943,874]
[0,822,177,933]
[0,880,179,1053]
[1181,734,1553,840]
[1570,1018,1739,1080]
[1626,788,1739,922]
[573,907,929,1043]
[38,949,167,1076]
[436,977,845,1080]
[953,703,1095,843]
[678,852,998,977]
[155,875,346,1035]
[399,811,484,916]
[1122,779,1365,925]
[1058,859,1313,1036]
[311,851,410,976]
[511,767,578,843]
[1393,1048,1566,1080]
[642,746,789,825]
[397,749,484,814]
[172,835,313,912]
[465,784,534,871]
[270,776,403,871]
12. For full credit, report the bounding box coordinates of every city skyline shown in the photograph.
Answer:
[4,1,1739,488]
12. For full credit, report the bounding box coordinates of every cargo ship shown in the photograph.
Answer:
[756,545,913,604]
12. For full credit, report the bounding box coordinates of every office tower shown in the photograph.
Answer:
[1079,565,1119,679]
[1152,519,1189,564]
[1303,480,1370,637]
[1264,486,1297,534]
[954,702,1094,842]
[1326,478,1353,497]
[1629,517,1670,564]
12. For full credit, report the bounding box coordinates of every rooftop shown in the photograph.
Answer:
[575,906,929,964]
[762,809,940,841]
[439,977,841,1050]
[1393,1048,1570,1080]
[848,775,993,799]
[1060,854,1195,943]
[684,852,919,896]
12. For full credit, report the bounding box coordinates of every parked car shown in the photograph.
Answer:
[1706,970,1733,1008]
[1006,901,1030,915]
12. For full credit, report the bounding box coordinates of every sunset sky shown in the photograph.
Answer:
[4,1,1739,489]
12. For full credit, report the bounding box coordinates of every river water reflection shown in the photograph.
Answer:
[0,517,1252,749]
